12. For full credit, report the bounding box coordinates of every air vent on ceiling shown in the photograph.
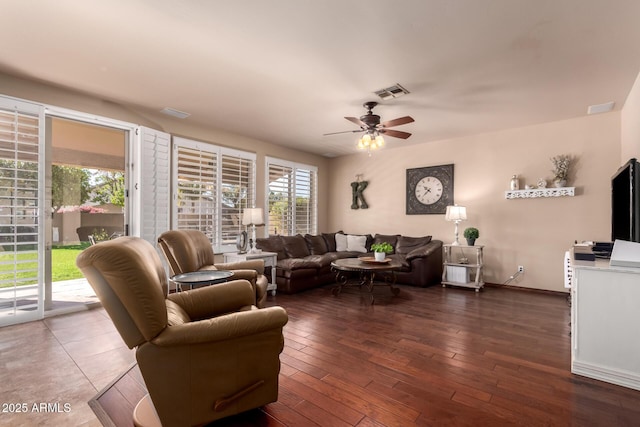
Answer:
[587,101,614,115]
[160,107,191,119]
[375,83,410,100]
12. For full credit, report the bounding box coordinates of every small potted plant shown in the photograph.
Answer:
[463,227,479,246]
[371,242,393,261]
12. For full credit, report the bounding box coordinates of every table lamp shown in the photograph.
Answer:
[445,205,467,245]
[242,208,264,253]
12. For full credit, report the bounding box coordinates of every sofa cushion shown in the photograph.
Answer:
[388,253,411,269]
[255,236,287,260]
[372,234,400,254]
[282,234,311,258]
[346,234,367,253]
[278,257,322,270]
[316,252,341,267]
[335,232,372,253]
[305,234,328,255]
[322,232,340,252]
[335,233,348,251]
[396,235,432,255]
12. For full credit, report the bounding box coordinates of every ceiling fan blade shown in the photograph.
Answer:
[380,129,412,139]
[345,116,366,127]
[323,129,361,136]
[381,116,414,128]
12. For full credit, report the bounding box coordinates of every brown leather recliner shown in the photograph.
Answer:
[76,237,288,427]
[157,229,269,307]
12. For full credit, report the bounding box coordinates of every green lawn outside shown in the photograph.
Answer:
[0,243,90,288]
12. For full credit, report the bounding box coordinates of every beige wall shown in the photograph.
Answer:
[1,71,630,292]
[0,72,330,234]
[621,69,640,162]
[327,113,621,292]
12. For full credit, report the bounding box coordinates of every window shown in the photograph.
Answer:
[173,137,255,252]
[266,157,317,236]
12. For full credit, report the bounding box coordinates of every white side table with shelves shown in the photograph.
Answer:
[223,251,278,295]
[442,244,484,292]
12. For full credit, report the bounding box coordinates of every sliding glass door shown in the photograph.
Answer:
[0,94,169,326]
[45,117,126,312]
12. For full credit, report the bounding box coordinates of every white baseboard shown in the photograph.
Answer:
[572,361,640,391]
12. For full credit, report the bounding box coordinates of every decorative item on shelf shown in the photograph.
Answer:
[350,174,368,209]
[510,175,520,190]
[551,154,571,187]
[445,205,467,245]
[537,178,547,188]
[525,184,533,190]
[242,207,264,253]
[371,242,393,262]
[463,227,479,246]
[235,231,247,254]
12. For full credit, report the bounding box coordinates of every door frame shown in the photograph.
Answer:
[43,106,137,314]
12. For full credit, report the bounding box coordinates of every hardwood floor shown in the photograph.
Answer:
[93,284,640,426]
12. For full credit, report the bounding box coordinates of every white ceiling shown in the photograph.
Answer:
[2,0,640,157]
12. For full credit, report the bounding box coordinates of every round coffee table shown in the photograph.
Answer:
[170,271,234,291]
[330,257,402,303]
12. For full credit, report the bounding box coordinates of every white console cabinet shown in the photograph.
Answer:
[571,255,640,391]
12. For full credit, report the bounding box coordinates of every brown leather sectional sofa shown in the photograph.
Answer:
[256,232,443,294]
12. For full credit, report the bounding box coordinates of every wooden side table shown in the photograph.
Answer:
[223,251,278,295]
[442,244,484,292]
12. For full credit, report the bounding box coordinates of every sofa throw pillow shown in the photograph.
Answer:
[255,236,287,260]
[396,235,432,255]
[281,234,311,258]
[346,234,367,253]
[322,231,343,252]
[305,234,328,255]
[335,233,348,251]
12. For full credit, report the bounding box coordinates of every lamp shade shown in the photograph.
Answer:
[445,205,467,222]
[242,208,264,226]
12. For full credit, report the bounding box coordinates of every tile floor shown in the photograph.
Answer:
[0,308,134,426]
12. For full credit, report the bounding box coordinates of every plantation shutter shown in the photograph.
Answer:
[173,138,217,242]
[172,137,255,252]
[132,127,170,244]
[267,162,293,236]
[220,150,255,250]
[0,96,44,325]
[266,157,317,236]
[295,167,317,234]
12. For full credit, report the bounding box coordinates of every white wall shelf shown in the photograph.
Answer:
[505,187,575,199]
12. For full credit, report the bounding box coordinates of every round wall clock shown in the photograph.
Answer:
[406,164,454,214]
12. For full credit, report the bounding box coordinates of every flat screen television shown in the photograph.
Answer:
[611,158,640,243]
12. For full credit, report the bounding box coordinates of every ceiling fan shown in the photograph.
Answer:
[324,101,414,151]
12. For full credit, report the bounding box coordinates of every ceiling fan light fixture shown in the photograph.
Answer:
[357,131,384,154]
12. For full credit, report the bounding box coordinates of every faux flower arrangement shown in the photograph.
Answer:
[551,154,571,183]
